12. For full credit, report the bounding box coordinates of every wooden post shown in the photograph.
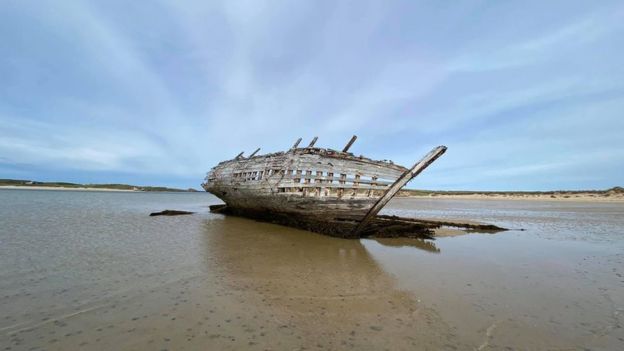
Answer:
[351,145,447,236]
[342,135,357,153]
[291,138,302,149]
[249,148,261,157]
[307,136,318,148]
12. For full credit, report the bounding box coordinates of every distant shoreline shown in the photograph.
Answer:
[0,179,198,192]
[2,179,622,202]
[401,193,624,202]
[398,187,624,202]
[0,185,138,192]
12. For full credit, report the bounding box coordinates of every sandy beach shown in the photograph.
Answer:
[0,185,137,192]
[404,192,624,202]
[1,191,622,350]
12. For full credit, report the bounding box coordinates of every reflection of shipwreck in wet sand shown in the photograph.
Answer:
[200,217,464,349]
[203,136,506,238]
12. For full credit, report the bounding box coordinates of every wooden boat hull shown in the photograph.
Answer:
[208,189,378,221]
[202,141,448,237]
[203,148,407,221]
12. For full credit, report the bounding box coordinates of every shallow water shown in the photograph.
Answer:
[0,189,622,350]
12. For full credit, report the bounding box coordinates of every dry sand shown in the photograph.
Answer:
[406,192,624,202]
[0,185,137,192]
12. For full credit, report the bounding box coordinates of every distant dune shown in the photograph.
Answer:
[398,187,624,202]
[0,179,199,192]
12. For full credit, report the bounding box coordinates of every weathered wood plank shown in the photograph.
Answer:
[248,148,261,157]
[291,137,302,149]
[307,136,318,147]
[351,146,447,236]
[342,135,357,152]
[209,155,404,183]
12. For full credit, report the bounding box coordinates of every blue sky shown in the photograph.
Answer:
[1,1,623,190]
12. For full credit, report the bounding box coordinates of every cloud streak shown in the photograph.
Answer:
[0,0,622,189]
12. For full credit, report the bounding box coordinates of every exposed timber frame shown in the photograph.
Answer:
[351,145,447,236]
[290,138,302,150]
[307,136,318,148]
[342,135,357,153]
[249,148,261,158]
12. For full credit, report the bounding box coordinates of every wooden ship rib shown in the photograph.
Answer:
[202,136,488,238]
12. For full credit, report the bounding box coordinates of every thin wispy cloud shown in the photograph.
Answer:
[0,0,622,189]
[449,8,624,72]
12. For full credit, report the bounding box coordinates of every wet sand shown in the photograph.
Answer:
[1,190,623,350]
[0,217,458,350]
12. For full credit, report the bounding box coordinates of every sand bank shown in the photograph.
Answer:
[0,185,137,192]
[405,192,624,202]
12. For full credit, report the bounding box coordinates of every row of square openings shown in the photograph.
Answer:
[276,187,385,198]
[232,170,383,186]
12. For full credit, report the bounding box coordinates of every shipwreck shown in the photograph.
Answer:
[203,136,504,238]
